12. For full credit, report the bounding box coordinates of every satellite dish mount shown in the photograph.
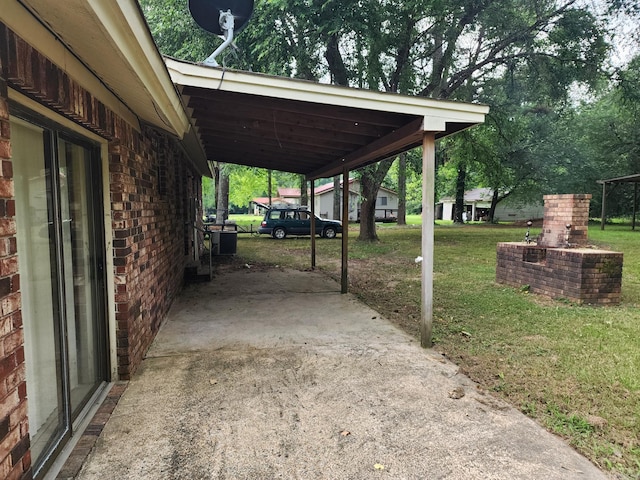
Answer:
[189,0,255,67]
[203,10,235,67]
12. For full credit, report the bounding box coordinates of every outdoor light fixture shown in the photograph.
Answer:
[525,220,533,244]
[565,223,572,247]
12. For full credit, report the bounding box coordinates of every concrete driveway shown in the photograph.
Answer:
[76,266,609,479]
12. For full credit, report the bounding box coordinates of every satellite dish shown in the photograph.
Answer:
[189,0,254,36]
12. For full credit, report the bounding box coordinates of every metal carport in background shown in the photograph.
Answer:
[598,173,640,230]
[165,58,489,346]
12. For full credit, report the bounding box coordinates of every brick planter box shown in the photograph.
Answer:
[496,242,623,305]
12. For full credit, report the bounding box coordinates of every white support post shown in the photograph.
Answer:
[341,168,349,294]
[310,179,316,269]
[421,132,436,347]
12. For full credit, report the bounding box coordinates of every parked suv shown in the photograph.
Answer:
[258,207,342,239]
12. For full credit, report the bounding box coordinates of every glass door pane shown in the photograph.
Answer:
[13,119,66,462]
[57,137,105,415]
[12,115,107,475]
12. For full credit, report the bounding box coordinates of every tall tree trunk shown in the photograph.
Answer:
[213,163,220,213]
[358,158,394,241]
[489,189,499,223]
[216,168,229,223]
[397,153,407,225]
[268,169,272,206]
[454,166,466,224]
[359,171,378,241]
[333,175,341,220]
[325,33,349,87]
[300,174,308,207]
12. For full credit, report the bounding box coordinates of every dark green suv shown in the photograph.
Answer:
[258,207,342,239]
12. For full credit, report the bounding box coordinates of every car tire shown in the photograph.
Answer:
[273,227,287,239]
[323,226,337,239]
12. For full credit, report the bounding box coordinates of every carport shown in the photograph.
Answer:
[597,173,640,230]
[166,58,489,345]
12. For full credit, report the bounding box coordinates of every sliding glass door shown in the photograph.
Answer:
[12,114,108,476]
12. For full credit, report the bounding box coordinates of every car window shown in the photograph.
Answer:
[298,211,310,221]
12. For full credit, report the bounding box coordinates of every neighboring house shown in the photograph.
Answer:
[251,187,302,214]
[314,179,399,222]
[253,179,399,222]
[437,188,544,221]
[313,180,360,221]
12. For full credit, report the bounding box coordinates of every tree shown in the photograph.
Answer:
[142,0,617,236]
[216,165,230,223]
[396,153,407,225]
[228,166,269,210]
[332,176,341,220]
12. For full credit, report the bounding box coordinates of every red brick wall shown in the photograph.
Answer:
[0,22,202,476]
[496,243,623,305]
[0,72,31,479]
[111,131,200,379]
[537,194,591,248]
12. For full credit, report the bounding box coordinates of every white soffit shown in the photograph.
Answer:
[4,0,191,138]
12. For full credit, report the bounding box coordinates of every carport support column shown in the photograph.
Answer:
[310,179,316,269]
[341,167,350,294]
[421,132,435,347]
[601,182,606,230]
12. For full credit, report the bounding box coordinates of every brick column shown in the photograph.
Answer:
[537,194,591,248]
[0,77,32,479]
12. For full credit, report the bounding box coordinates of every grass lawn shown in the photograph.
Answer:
[230,219,640,476]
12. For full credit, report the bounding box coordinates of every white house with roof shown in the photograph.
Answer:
[252,179,399,221]
[437,188,544,221]
[314,178,399,222]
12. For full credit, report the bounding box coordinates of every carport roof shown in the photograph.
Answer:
[165,58,489,180]
[597,173,640,184]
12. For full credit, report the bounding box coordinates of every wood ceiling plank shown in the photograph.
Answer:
[188,98,393,138]
[307,117,426,179]
[195,120,369,151]
[183,87,410,128]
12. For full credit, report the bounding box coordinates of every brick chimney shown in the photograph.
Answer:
[537,194,591,248]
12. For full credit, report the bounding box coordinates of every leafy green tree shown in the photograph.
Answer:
[564,55,640,217]
[142,0,620,236]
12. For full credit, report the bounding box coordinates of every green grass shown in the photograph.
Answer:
[228,214,263,228]
[232,220,640,476]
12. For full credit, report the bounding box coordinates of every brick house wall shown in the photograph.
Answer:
[0,71,30,480]
[0,22,203,477]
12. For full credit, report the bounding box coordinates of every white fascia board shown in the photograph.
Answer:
[1,1,140,130]
[165,58,489,124]
[86,0,191,137]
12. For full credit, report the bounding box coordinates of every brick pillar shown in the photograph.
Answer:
[537,194,591,248]
[0,77,32,479]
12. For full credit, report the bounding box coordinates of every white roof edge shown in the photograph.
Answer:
[1,1,140,130]
[165,58,490,121]
[87,0,191,137]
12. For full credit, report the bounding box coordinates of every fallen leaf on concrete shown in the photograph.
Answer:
[340,430,350,436]
[209,378,218,385]
[374,464,385,470]
[449,387,465,399]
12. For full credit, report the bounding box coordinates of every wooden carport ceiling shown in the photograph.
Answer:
[165,58,489,180]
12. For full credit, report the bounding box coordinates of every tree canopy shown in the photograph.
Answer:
[141,0,640,225]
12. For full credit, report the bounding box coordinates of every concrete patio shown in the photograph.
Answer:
[72,265,609,479]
